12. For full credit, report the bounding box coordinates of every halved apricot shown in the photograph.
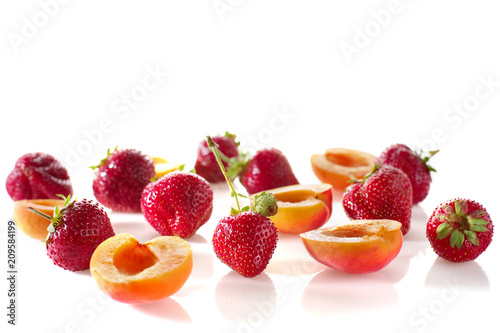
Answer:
[13,199,65,241]
[251,184,333,234]
[300,220,403,274]
[90,233,193,304]
[311,148,376,191]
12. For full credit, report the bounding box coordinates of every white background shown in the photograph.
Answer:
[1,1,499,332]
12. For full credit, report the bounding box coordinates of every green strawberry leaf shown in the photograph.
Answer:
[464,230,479,246]
[470,225,489,232]
[436,222,453,239]
[469,218,489,226]
[450,229,464,249]
[469,210,486,219]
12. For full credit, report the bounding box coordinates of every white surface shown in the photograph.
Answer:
[1,1,499,332]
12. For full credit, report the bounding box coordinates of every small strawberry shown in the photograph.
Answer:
[343,164,413,235]
[426,198,493,262]
[234,147,299,195]
[28,195,115,271]
[194,132,240,183]
[207,136,278,278]
[6,152,73,201]
[376,144,438,204]
[91,147,155,212]
[141,170,213,238]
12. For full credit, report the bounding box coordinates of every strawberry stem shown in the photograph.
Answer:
[206,136,241,211]
[27,207,52,220]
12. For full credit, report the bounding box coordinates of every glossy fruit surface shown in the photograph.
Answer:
[426,198,493,262]
[92,148,155,212]
[141,171,213,238]
[6,152,73,201]
[13,199,64,241]
[90,233,193,304]
[252,183,333,234]
[300,219,403,274]
[311,148,376,191]
[343,164,413,235]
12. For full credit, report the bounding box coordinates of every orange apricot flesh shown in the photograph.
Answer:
[13,199,65,241]
[311,148,376,191]
[300,220,403,274]
[260,184,333,234]
[90,233,193,304]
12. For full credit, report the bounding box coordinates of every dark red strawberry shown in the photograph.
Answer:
[195,132,239,182]
[343,164,413,235]
[91,147,155,212]
[6,152,73,201]
[29,195,115,271]
[141,171,213,238]
[426,198,493,262]
[376,144,438,204]
[237,148,299,195]
[207,136,279,278]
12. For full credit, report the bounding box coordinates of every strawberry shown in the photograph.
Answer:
[6,152,73,201]
[141,171,213,238]
[343,164,413,235]
[376,144,438,204]
[426,198,494,262]
[213,211,278,278]
[236,147,299,195]
[91,147,155,212]
[29,195,115,271]
[207,136,278,278]
[194,132,239,183]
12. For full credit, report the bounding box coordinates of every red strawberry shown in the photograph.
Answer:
[237,148,299,195]
[426,198,493,262]
[195,132,239,182]
[376,144,437,204]
[206,136,279,278]
[91,147,155,212]
[29,195,115,271]
[6,152,73,201]
[213,211,278,278]
[141,171,213,238]
[343,164,413,235]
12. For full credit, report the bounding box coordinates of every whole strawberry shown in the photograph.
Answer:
[6,152,73,201]
[343,164,413,235]
[207,136,278,278]
[194,132,239,183]
[213,211,278,278]
[377,144,438,204]
[426,198,493,262]
[29,195,115,271]
[141,171,213,238]
[91,147,155,212]
[237,147,299,195]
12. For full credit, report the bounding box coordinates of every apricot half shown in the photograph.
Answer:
[90,233,193,304]
[251,184,333,234]
[149,156,184,179]
[311,148,376,191]
[13,199,65,241]
[300,220,403,274]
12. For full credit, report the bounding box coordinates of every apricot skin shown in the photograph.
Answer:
[311,148,376,191]
[13,199,64,241]
[300,220,403,274]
